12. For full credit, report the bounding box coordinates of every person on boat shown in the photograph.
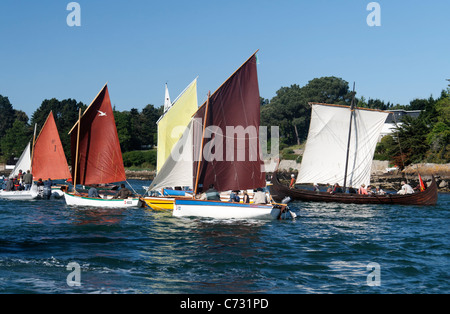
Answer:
[242,190,250,203]
[229,190,240,202]
[375,186,386,195]
[5,178,14,191]
[88,187,99,198]
[397,181,414,195]
[348,185,357,194]
[23,170,33,191]
[13,176,22,191]
[114,183,133,199]
[18,170,23,185]
[253,187,269,204]
[326,183,333,193]
[313,183,320,192]
[358,184,368,195]
[43,178,53,199]
[205,184,220,201]
[289,174,295,189]
[331,183,343,194]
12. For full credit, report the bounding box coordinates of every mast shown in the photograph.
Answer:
[342,82,356,191]
[30,123,37,171]
[193,91,211,196]
[73,108,82,193]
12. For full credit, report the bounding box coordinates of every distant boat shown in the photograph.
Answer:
[0,112,71,200]
[269,102,438,206]
[173,52,293,219]
[63,84,141,208]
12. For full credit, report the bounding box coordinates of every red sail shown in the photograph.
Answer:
[194,53,266,192]
[70,85,126,185]
[32,111,72,181]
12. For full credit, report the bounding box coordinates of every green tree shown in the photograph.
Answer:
[30,98,86,161]
[0,95,16,141]
[0,118,32,163]
[425,90,450,162]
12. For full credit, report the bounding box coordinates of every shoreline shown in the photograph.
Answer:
[2,164,449,193]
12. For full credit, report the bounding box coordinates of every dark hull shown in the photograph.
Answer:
[269,172,438,206]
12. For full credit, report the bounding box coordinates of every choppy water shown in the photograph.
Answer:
[0,180,448,294]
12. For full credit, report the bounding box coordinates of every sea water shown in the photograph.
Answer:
[0,180,448,294]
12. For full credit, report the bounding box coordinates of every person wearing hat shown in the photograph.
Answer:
[289,174,295,189]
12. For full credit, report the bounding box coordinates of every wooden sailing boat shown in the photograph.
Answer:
[0,112,71,200]
[173,52,290,219]
[63,84,141,208]
[269,101,438,206]
[141,78,198,210]
[32,111,72,198]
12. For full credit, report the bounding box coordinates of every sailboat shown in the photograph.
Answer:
[0,142,39,200]
[32,111,72,198]
[0,112,72,200]
[141,78,198,210]
[269,102,438,205]
[173,52,292,219]
[63,84,141,208]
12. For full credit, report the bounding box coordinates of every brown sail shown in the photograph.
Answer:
[193,53,266,192]
[32,111,72,181]
[69,84,126,186]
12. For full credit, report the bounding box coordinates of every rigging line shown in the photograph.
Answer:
[126,180,140,197]
[392,113,408,184]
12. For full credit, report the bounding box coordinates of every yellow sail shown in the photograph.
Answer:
[156,78,198,173]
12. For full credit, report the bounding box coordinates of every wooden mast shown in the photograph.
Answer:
[72,108,82,193]
[342,82,356,191]
[193,91,211,196]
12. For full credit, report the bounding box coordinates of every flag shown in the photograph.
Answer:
[418,173,426,191]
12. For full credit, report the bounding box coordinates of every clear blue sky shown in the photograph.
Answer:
[0,0,449,118]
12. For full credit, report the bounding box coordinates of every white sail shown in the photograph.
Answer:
[156,78,198,173]
[9,142,31,178]
[163,83,171,113]
[149,119,194,191]
[297,103,388,188]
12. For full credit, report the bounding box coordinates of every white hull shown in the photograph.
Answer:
[0,189,39,200]
[173,199,275,219]
[64,192,141,208]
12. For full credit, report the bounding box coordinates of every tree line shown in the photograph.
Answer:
[1,76,448,169]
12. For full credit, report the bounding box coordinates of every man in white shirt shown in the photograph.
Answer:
[253,188,270,204]
[397,181,414,195]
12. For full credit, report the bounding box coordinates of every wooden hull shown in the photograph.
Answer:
[173,199,275,219]
[141,196,175,211]
[64,192,141,208]
[269,172,438,206]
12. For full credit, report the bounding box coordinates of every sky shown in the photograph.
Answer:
[0,0,449,119]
